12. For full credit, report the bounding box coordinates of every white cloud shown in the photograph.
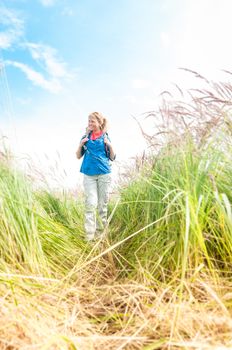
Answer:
[0,4,71,92]
[39,0,56,7]
[151,0,232,96]
[62,7,74,16]
[0,7,24,49]
[6,60,62,93]
[0,32,13,49]
[160,32,170,49]
[8,42,74,93]
[166,0,232,77]
[25,43,71,79]
[132,79,151,89]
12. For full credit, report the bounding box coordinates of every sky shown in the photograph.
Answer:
[0,0,232,189]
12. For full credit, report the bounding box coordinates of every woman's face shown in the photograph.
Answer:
[88,116,101,132]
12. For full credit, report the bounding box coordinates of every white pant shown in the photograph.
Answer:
[83,174,111,240]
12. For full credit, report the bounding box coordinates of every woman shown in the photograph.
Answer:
[76,112,116,241]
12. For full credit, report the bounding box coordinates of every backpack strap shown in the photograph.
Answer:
[103,132,110,158]
[104,132,116,161]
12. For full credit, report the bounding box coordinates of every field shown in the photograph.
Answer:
[0,72,232,349]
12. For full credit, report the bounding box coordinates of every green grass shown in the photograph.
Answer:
[0,73,232,348]
[0,162,88,276]
[110,139,232,283]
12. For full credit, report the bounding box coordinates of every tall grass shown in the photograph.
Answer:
[110,71,232,284]
[0,157,89,277]
[111,139,232,283]
[0,71,232,349]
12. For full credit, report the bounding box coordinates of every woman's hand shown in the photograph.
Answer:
[80,137,89,146]
[104,137,111,146]
[76,136,88,159]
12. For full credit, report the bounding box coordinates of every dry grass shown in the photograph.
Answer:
[0,263,232,350]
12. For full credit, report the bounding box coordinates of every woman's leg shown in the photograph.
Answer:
[83,175,98,240]
[96,174,111,235]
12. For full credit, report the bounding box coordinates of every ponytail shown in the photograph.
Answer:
[101,117,108,132]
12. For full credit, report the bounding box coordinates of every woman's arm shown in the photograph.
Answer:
[76,137,88,159]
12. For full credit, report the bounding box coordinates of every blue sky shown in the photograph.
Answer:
[0,0,232,188]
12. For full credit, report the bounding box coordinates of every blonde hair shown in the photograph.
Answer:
[88,112,108,132]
